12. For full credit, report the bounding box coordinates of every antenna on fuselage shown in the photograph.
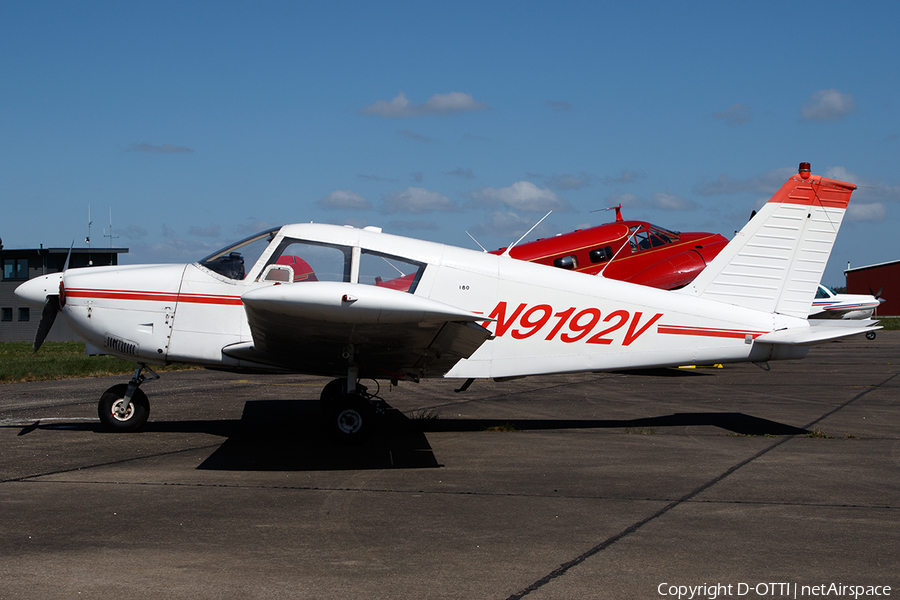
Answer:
[502,211,552,257]
[466,231,488,252]
[597,226,640,279]
[589,204,623,222]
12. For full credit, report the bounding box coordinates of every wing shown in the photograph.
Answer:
[223,282,492,380]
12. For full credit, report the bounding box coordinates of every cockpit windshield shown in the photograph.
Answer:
[629,224,680,252]
[815,285,836,299]
[198,227,281,280]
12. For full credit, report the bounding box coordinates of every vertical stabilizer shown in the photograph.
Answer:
[680,163,856,319]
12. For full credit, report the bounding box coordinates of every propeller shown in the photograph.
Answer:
[33,294,60,352]
[869,286,886,304]
[32,242,72,352]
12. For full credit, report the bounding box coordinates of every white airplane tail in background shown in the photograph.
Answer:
[680,163,857,320]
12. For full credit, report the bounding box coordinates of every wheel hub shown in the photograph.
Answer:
[111,399,135,422]
[336,408,363,434]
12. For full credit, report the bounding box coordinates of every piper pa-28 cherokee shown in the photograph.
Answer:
[16,163,879,443]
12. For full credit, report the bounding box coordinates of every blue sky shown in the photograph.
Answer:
[2,1,898,287]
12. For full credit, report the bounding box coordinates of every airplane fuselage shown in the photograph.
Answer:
[43,223,808,383]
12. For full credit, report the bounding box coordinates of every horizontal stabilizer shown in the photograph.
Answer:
[755,319,880,345]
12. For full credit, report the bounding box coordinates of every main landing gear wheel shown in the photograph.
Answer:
[98,384,150,432]
[324,393,376,446]
[320,378,347,403]
[866,331,877,340]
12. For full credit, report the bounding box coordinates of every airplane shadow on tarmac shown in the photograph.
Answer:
[11,399,809,471]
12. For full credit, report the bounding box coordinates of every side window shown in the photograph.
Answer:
[358,250,425,293]
[589,246,613,263]
[264,240,351,283]
[553,255,578,270]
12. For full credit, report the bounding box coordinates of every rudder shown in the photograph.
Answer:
[680,163,857,319]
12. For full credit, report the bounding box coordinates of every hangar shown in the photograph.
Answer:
[845,259,900,317]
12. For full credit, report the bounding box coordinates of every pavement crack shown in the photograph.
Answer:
[505,369,900,600]
[0,443,224,484]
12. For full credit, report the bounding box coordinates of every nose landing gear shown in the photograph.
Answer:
[98,364,158,432]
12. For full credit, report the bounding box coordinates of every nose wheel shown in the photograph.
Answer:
[98,384,150,432]
[97,364,157,432]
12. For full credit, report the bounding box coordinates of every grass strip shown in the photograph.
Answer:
[0,342,196,384]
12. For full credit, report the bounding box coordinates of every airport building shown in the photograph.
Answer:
[845,260,900,317]
[0,243,128,343]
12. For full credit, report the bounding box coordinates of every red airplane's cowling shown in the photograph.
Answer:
[491,211,728,290]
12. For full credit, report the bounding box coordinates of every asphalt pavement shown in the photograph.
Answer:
[1,332,898,599]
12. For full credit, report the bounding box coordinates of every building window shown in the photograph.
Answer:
[19,307,30,322]
[2,258,29,280]
[1,307,12,322]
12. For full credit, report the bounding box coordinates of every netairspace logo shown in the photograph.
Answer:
[657,582,892,599]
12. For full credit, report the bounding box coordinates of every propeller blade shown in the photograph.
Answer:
[33,295,60,352]
[63,241,74,271]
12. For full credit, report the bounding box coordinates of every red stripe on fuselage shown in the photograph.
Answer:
[658,325,767,339]
[64,288,243,306]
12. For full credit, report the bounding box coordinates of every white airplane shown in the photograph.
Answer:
[809,283,883,340]
[16,163,879,443]
[810,284,882,320]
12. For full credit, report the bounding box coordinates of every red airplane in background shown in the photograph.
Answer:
[490,207,728,290]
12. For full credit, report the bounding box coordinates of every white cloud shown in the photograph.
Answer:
[360,91,490,118]
[693,167,795,196]
[121,224,148,239]
[602,170,646,185]
[800,89,857,121]
[600,191,696,212]
[469,181,571,212]
[388,220,439,232]
[235,218,279,236]
[713,103,752,126]
[604,192,641,208]
[824,166,900,203]
[846,203,887,222]
[382,187,458,214]
[468,211,557,240]
[317,190,372,210]
[548,173,592,191]
[189,225,221,238]
[649,191,697,211]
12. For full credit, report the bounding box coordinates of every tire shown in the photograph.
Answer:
[866,331,876,340]
[326,393,375,445]
[320,378,346,403]
[98,384,150,432]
